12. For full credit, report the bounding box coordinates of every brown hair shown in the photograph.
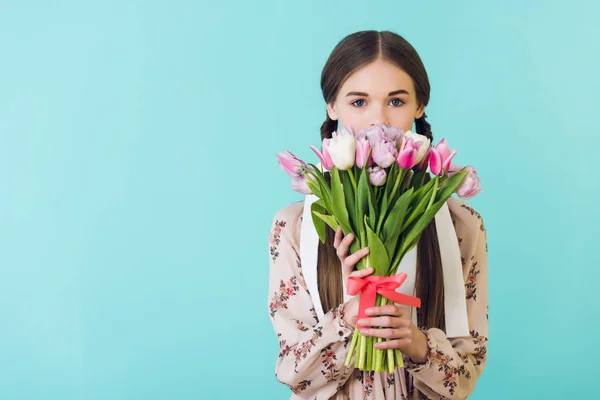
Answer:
[316,30,445,331]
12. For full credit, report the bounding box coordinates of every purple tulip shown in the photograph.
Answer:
[456,165,482,199]
[367,166,387,186]
[291,175,313,195]
[372,140,398,168]
[357,124,405,148]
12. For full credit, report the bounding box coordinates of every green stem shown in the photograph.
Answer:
[427,175,439,209]
[395,349,404,368]
[390,169,406,200]
[347,168,358,193]
[359,334,367,370]
[345,328,360,367]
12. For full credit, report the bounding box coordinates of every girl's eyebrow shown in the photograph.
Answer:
[345,89,409,97]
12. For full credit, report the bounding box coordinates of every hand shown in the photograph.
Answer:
[356,304,429,363]
[333,225,369,285]
[340,267,375,328]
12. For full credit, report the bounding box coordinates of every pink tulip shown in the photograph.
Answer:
[397,136,418,169]
[355,137,373,168]
[367,166,387,186]
[429,138,457,176]
[372,140,398,168]
[456,166,482,199]
[276,150,306,178]
[310,139,334,170]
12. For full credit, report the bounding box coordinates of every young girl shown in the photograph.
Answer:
[268,30,488,399]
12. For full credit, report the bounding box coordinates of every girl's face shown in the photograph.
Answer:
[327,58,425,134]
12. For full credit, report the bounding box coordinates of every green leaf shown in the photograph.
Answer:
[330,167,353,235]
[305,178,322,199]
[312,210,339,242]
[307,163,333,210]
[402,183,435,231]
[365,215,390,275]
[342,170,357,234]
[383,188,413,259]
[410,175,436,207]
[399,197,447,256]
[435,170,469,203]
[310,201,328,243]
[356,169,370,242]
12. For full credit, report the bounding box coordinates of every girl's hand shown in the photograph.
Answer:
[340,267,375,328]
[333,225,369,285]
[356,304,429,363]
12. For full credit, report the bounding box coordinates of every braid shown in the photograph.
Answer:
[320,114,338,140]
[415,112,433,141]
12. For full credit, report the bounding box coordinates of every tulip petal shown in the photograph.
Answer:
[429,148,442,176]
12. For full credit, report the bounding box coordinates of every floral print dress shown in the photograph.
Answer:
[268,196,488,399]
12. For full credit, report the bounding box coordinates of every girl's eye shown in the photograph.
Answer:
[390,98,404,107]
[351,99,366,107]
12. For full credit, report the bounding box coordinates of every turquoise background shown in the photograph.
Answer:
[0,0,597,398]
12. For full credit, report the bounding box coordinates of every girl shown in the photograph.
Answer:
[268,30,488,399]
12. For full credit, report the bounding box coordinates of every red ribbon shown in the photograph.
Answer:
[347,273,421,321]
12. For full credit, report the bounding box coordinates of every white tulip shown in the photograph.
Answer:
[328,129,356,170]
[403,130,431,164]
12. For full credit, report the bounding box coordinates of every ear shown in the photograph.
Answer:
[415,105,425,119]
[415,104,425,119]
[327,102,338,120]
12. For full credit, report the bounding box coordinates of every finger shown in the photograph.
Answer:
[333,226,342,249]
[349,267,374,278]
[343,247,369,270]
[360,328,411,340]
[366,305,406,317]
[336,232,354,259]
[374,338,412,349]
[357,316,400,328]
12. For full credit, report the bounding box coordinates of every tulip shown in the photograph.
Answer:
[333,126,355,138]
[367,166,387,186]
[397,136,418,169]
[357,125,385,144]
[291,175,313,195]
[309,138,334,170]
[357,124,405,148]
[403,131,431,164]
[436,138,457,174]
[355,137,373,168]
[447,162,462,176]
[372,140,398,168]
[328,128,356,170]
[429,138,457,176]
[456,165,482,199]
[276,150,306,178]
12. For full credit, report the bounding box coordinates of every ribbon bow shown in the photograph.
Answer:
[347,273,421,320]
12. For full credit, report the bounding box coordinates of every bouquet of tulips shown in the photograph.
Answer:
[276,124,482,373]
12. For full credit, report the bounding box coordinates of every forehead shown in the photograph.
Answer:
[339,59,415,96]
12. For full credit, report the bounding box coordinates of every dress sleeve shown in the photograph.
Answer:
[403,217,489,400]
[268,204,355,399]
